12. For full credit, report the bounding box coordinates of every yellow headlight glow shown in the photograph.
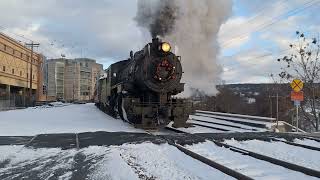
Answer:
[161,42,171,52]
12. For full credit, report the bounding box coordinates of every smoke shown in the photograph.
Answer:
[135,0,178,38]
[135,0,233,96]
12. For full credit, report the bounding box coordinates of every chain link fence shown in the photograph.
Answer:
[0,94,35,111]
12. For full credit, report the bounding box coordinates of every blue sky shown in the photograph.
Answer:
[0,0,319,84]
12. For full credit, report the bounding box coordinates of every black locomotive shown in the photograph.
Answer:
[95,38,188,129]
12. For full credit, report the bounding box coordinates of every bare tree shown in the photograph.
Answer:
[277,31,320,132]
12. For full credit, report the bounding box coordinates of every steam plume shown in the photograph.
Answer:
[135,0,233,96]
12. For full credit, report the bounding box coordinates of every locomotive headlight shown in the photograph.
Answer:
[161,42,171,52]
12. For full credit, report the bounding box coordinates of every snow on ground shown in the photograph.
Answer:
[185,141,318,180]
[0,143,234,180]
[0,103,143,136]
[0,145,78,179]
[294,138,320,148]
[224,139,320,171]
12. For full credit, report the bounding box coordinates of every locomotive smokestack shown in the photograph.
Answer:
[152,37,159,44]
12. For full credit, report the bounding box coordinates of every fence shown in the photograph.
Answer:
[0,94,35,111]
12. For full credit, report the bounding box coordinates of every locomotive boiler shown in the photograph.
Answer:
[96,38,188,129]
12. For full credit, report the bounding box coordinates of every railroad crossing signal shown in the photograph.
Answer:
[291,91,304,101]
[289,79,303,132]
[290,79,303,92]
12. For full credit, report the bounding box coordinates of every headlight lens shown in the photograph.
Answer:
[161,42,171,52]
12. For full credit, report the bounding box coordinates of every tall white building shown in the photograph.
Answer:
[46,58,103,101]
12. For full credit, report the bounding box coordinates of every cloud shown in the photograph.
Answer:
[218,17,251,49]
[0,0,149,67]
[1,0,318,84]
[219,0,320,83]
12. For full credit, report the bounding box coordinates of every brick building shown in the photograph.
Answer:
[0,33,43,108]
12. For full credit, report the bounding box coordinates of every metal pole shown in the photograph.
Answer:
[25,42,39,106]
[296,104,299,132]
[29,42,33,106]
[46,63,48,103]
[276,91,279,128]
[73,61,75,102]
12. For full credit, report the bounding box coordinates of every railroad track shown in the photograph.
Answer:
[163,127,320,179]
[267,137,320,152]
[190,118,260,132]
[148,127,253,180]
[194,112,270,129]
[190,122,230,132]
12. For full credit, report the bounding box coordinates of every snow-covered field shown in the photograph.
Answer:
[0,143,234,180]
[0,103,143,136]
[185,141,318,180]
[224,139,320,171]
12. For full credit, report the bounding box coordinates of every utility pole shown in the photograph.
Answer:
[73,61,75,102]
[276,91,279,128]
[46,63,48,103]
[296,103,299,132]
[25,41,40,106]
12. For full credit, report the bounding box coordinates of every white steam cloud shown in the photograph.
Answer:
[135,0,233,96]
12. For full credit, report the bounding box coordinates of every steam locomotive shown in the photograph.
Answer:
[95,38,189,129]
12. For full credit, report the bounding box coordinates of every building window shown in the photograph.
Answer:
[12,69,14,74]
[20,71,22,76]
[2,66,5,72]
[27,73,28,78]
[33,75,35,79]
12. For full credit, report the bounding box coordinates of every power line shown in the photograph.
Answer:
[222,0,320,48]
[230,0,290,35]
[222,48,292,73]
[0,26,75,59]
[0,25,35,43]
